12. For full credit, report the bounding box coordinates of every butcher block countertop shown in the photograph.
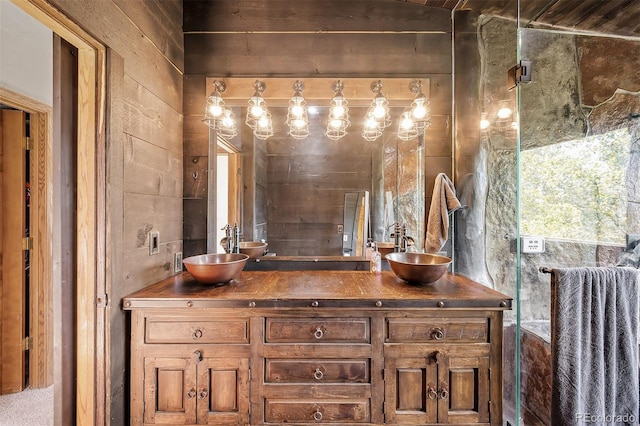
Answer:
[122,270,512,310]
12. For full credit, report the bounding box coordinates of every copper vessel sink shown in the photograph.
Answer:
[385,252,452,284]
[239,241,268,259]
[182,253,249,284]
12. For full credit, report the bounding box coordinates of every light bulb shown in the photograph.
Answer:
[330,118,343,129]
[373,103,386,119]
[497,106,512,119]
[291,104,304,118]
[293,118,306,129]
[480,118,491,130]
[400,114,414,130]
[364,116,378,129]
[208,103,223,117]
[222,113,234,128]
[331,105,345,118]
[250,104,264,118]
[412,102,427,119]
[258,115,269,128]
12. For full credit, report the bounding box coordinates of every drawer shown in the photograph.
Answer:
[386,317,488,343]
[145,318,249,344]
[265,399,370,423]
[265,359,370,383]
[265,318,370,343]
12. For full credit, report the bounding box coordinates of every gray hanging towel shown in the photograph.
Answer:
[551,267,639,425]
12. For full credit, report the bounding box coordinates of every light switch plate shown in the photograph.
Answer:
[149,231,160,255]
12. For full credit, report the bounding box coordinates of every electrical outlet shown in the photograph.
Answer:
[174,252,183,273]
[149,231,160,255]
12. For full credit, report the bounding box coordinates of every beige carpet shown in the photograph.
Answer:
[0,386,54,425]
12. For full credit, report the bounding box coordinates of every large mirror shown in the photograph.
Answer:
[209,78,427,257]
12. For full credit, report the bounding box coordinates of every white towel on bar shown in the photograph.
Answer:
[551,267,639,425]
[424,173,461,253]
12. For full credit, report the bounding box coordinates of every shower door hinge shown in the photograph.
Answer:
[508,60,532,89]
[23,136,32,151]
[23,336,33,351]
[22,237,33,251]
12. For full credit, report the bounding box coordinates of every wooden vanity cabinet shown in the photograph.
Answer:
[123,270,511,425]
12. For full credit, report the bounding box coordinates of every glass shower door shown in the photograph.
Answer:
[517,12,640,424]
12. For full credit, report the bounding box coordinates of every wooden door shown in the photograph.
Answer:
[384,356,438,424]
[0,109,27,395]
[144,356,198,424]
[197,357,250,425]
[438,354,490,424]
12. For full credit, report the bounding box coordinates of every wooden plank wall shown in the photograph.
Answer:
[184,0,453,256]
[47,0,183,423]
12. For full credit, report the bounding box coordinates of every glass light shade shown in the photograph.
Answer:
[362,113,382,141]
[397,110,418,140]
[286,92,309,140]
[370,94,391,129]
[203,106,237,139]
[326,89,350,140]
[253,111,274,140]
[206,93,225,118]
[410,94,431,132]
[246,95,268,129]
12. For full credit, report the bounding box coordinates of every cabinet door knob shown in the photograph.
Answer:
[313,367,324,380]
[427,383,438,400]
[313,327,324,339]
[439,382,449,400]
[311,300,319,307]
[198,389,208,400]
[192,328,203,339]
[430,327,444,340]
[313,410,323,421]
[186,388,196,399]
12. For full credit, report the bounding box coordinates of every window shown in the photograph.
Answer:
[521,128,631,245]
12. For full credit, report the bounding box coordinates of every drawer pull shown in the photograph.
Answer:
[186,388,196,399]
[313,327,324,339]
[192,328,203,339]
[427,383,438,400]
[198,389,208,400]
[439,382,449,400]
[313,410,323,421]
[430,328,444,340]
[313,367,324,380]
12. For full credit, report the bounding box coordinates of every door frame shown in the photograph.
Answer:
[8,1,107,424]
[0,98,52,392]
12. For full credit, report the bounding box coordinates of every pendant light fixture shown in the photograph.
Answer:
[202,80,237,138]
[408,80,431,133]
[325,80,350,141]
[367,80,391,130]
[397,108,418,141]
[286,80,310,140]
[246,79,274,140]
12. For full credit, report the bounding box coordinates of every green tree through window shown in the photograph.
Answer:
[521,128,631,245]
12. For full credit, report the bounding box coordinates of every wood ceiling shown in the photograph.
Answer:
[406,0,640,39]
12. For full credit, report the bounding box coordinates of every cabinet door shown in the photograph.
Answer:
[384,357,438,424]
[196,358,250,425]
[144,357,197,424]
[438,354,490,424]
